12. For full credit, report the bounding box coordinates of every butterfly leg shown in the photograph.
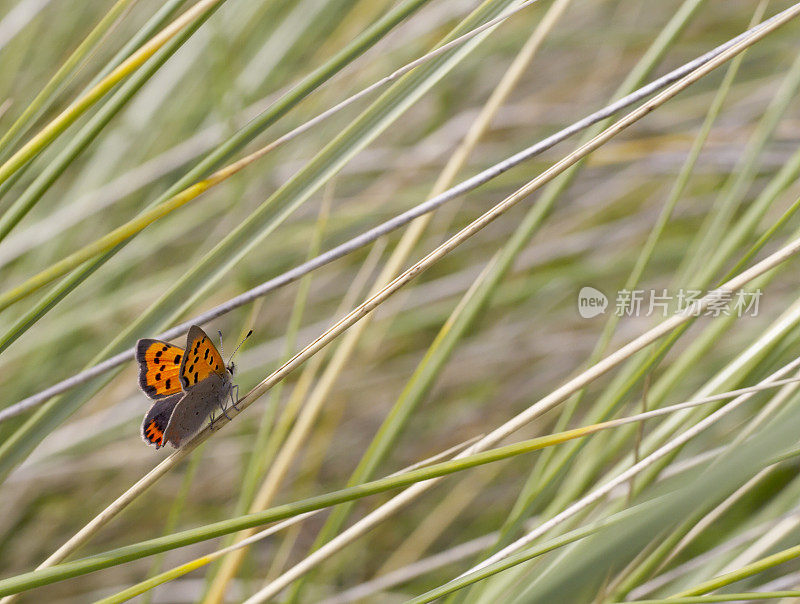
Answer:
[208,411,216,431]
[230,384,240,411]
[218,400,232,421]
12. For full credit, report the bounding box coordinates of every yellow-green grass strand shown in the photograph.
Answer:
[0,0,223,189]
[0,0,139,159]
[87,0,187,87]
[0,0,186,215]
[0,0,433,352]
[0,144,268,312]
[114,500,652,604]
[671,544,800,598]
[97,557,213,604]
[623,594,800,603]
[104,435,484,604]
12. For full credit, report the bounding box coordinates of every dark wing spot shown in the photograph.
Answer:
[213,363,218,370]
[154,351,162,359]
[160,364,166,371]
[194,371,199,382]
[187,364,194,374]
[162,344,169,351]
[165,379,171,389]
[155,373,161,381]
[174,354,181,363]
[204,349,209,360]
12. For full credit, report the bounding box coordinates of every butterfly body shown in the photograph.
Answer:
[137,325,236,449]
[164,371,232,447]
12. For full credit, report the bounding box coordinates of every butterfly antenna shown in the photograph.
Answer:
[228,329,253,364]
[217,330,225,359]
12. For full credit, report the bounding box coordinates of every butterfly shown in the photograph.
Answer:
[136,325,247,449]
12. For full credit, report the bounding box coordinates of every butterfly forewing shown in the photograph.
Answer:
[179,325,227,389]
[136,339,184,399]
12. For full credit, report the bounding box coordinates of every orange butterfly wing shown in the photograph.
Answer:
[136,339,185,399]
[179,325,227,389]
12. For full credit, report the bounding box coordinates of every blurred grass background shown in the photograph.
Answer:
[1,0,800,602]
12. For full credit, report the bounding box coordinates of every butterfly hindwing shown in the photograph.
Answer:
[141,392,183,449]
[136,339,184,399]
[179,325,226,389]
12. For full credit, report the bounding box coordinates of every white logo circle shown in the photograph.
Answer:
[577,287,608,318]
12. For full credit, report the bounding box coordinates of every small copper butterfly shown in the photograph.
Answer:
[136,325,250,449]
